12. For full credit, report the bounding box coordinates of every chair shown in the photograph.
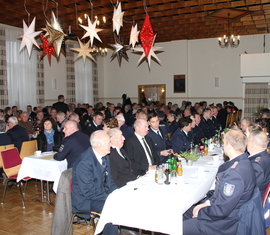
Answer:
[226,113,232,127]
[20,140,37,160]
[0,144,14,168]
[1,147,30,208]
[263,182,270,228]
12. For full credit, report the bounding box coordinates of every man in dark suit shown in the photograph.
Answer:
[82,105,94,125]
[116,114,134,139]
[216,103,227,129]
[183,129,256,235]
[52,95,69,114]
[0,120,12,146]
[147,113,172,164]
[171,117,192,153]
[108,128,136,187]
[105,103,115,120]
[72,130,118,235]
[84,111,103,137]
[190,113,204,145]
[54,121,90,168]
[6,116,29,152]
[248,130,270,198]
[123,119,159,177]
[199,108,214,139]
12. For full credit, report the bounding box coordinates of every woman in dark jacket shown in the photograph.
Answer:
[37,116,62,152]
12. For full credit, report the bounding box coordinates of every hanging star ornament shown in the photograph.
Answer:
[109,33,130,67]
[140,14,155,58]
[70,38,96,64]
[46,11,66,57]
[129,24,140,48]
[133,34,162,68]
[19,17,42,57]
[80,17,103,47]
[112,2,124,35]
[38,34,58,66]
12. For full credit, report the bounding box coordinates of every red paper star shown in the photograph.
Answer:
[39,34,57,65]
[139,14,154,58]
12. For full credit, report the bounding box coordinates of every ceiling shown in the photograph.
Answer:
[0,0,269,46]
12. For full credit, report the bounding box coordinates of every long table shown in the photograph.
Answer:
[95,148,223,235]
[17,152,67,197]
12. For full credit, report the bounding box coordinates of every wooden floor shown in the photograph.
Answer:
[1,178,270,235]
[0,179,94,235]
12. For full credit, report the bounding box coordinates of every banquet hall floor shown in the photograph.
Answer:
[0,179,270,235]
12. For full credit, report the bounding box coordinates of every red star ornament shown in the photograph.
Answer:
[39,34,57,65]
[139,14,155,58]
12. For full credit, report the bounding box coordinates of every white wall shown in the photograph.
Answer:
[98,33,270,109]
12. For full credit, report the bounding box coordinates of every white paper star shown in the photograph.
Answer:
[112,2,124,35]
[46,12,66,57]
[133,35,162,67]
[80,17,103,47]
[19,17,42,57]
[70,38,96,64]
[129,24,140,48]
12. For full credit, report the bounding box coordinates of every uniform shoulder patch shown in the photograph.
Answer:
[231,161,239,169]
[255,157,261,162]
[223,182,235,196]
[59,144,64,152]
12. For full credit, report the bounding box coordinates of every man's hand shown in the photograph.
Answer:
[192,202,210,218]
[160,149,173,156]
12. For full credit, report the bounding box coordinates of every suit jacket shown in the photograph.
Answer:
[217,108,227,129]
[6,124,29,152]
[52,101,69,114]
[54,131,90,168]
[105,109,114,120]
[171,128,191,153]
[0,133,12,146]
[167,120,178,134]
[190,125,204,145]
[147,127,172,164]
[72,147,118,214]
[123,134,160,177]
[108,147,136,187]
[249,150,270,198]
[18,120,33,134]
[120,123,134,139]
[199,117,213,139]
[84,120,102,137]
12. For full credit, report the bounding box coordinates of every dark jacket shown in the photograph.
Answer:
[72,147,118,214]
[37,130,62,152]
[6,124,29,152]
[54,131,90,168]
[120,123,134,139]
[109,147,136,187]
[52,101,69,114]
[84,120,102,137]
[171,128,191,153]
[0,133,12,146]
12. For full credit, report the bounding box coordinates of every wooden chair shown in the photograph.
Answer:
[1,148,30,208]
[226,113,232,127]
[236,109,243,122]
[20,140,37,160]
[0,144,14,168]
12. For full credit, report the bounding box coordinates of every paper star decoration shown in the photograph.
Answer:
[129,24,140,48]
[19,17,42,57]
[133,35,162,67]
[109,33,130,67]
[80,17,103,47]
[112,2,124,35]
[139,14,155,58]
[38,34,57,66]
[46,12,66,57]
[70,38,96,64]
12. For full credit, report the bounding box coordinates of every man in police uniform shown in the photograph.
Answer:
[54,120,90,168]
[183,129,256,235]
[248,129,270,198]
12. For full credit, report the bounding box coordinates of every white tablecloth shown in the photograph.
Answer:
[17,152,67,192]
[95,148,223,235]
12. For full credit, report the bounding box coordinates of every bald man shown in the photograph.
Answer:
[54,120,90,168]
[248,129,270,198]
[123,119,159,177]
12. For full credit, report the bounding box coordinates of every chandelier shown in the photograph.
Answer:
[218,13,240,48]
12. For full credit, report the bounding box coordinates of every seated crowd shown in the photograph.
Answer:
[1,94,270,234]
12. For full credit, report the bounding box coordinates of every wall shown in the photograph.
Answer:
[98,33,270,109]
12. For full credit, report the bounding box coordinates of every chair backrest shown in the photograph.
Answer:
[0,144,15,168]
[1,147,22,178]
[20,140,37,160]
[226,113,232,127]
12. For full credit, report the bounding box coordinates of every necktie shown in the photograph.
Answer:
[157,130,163,139]
[102,157,106,167]
[120,149,127,160]
[142,138,153,164]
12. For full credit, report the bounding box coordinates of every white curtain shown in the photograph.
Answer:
[74,56,93,105]
[5,27,37,110]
